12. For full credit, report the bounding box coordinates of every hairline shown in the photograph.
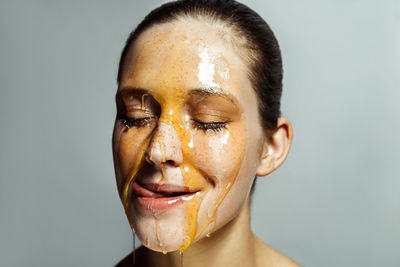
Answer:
[118,15,259,88]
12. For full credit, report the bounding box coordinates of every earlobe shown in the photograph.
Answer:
[256,118,293,177]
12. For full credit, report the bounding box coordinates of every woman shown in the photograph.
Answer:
[112,0,298,266]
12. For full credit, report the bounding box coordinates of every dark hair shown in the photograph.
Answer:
[117,0,283,131]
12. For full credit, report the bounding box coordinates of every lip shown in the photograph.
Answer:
[132,182,200,212]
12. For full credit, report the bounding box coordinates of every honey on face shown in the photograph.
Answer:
[112,19,264,253]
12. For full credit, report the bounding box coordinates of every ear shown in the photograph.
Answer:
[256,118,293,177]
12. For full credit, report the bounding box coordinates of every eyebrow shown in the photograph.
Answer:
[117,87,149,98]
[117,86,240,107]
[188,87,239,107]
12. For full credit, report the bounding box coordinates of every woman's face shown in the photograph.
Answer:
[113,20,265,252]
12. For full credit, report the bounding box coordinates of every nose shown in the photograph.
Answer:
[145,122,183,167]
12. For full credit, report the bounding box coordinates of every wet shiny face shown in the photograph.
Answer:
[113,19,265,252]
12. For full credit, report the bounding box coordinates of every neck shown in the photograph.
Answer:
[143,197,257,267]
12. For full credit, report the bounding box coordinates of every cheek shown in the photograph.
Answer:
[185,123,246,238]
[189,123,246,184]
[113,124,154,193]
[215,133,260,222]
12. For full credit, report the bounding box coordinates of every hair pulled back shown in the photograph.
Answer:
[117,0,283,131]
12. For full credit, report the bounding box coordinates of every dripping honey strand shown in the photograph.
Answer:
[122,135,152,229]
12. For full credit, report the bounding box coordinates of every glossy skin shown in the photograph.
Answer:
[113,18,295,264]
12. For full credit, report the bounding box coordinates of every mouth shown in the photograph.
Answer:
[132,182,200,212]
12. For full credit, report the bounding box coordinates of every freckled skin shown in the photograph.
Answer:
[113,19,298,267]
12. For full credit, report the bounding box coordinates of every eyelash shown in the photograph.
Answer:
[121,117,154,128]
[192,120,228,133]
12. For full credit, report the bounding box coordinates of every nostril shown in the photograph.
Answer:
[165,159,176,166]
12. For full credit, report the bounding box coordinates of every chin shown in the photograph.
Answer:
[133,204,189,252]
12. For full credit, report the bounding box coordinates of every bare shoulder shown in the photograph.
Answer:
[254,236,301,267]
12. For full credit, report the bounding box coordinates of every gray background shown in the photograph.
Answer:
[1,0,399,266]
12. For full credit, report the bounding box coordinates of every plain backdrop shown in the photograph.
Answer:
[1,0,399,266]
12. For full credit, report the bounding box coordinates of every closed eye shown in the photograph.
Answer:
[192,120,229,133]
[121,116,156,128]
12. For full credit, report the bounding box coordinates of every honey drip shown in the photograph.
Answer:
[141,94,148,110]
[162,250,168,255]
[161,139,166,163]
[179,235,192,252]
[179,251,183,267]
[158,138,168,185]
[132,231,136,265]
[178,188,203,251]
[122,134,152,229]
[155,216,163,248]
[195,178,233,239]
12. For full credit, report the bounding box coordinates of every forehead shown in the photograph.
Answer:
[119,19,253,101]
